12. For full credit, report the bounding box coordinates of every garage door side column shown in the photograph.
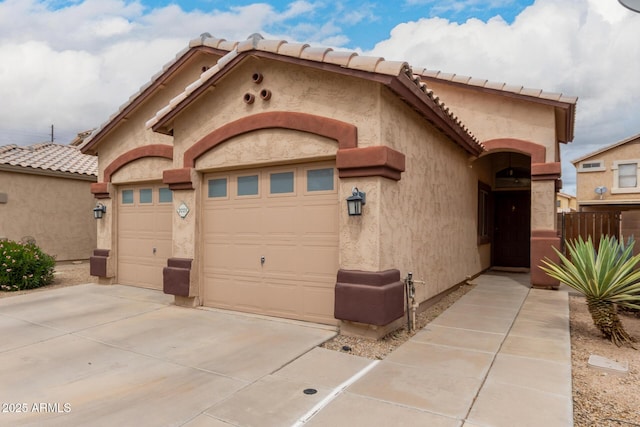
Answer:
[163,167,200,307]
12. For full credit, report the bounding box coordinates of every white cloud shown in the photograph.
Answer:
[367,0,640,194]
[0,0,638,196]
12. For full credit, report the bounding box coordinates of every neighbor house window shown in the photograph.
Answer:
[578,160,604,172]
[237,175,259,196]
[307,168,334,191]
[122,190,134,204]
[139,188,152,203]
[619,163,637,188]
[270,172,294,194]
[477,182,491,245]
[612,160,639,193]
[208,178,227,198]
[159,187,173,203]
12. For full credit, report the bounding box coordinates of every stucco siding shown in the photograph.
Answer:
[378,89,485,303]
[425,81,557,161]
[172,58,382,162]
[0,171,96,260]
[195,129,336,171]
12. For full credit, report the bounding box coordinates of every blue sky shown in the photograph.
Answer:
[0,0,639,194]
[134,0,535,50]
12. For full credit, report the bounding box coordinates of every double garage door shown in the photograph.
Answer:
[117,184,173,290]
[202,162,339,325]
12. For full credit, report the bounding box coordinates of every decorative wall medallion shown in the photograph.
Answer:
[177,202,190,219]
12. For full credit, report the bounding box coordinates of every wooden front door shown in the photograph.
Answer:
[493,191,531,267]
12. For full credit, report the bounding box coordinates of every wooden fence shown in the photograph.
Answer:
[557,211,621,255]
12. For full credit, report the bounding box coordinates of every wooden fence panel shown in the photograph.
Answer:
[558,211,621,255]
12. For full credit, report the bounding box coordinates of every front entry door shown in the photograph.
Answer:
[493,191,531,267]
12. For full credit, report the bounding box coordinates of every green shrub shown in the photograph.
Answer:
[0,240,56,291]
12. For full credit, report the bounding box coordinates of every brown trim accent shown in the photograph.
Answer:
[336,146,406,181]
[103,144,173,182]
[483,138,546,163]
[531,162,561,176]
[90,249,109,277]
[531,230,561,288]
[163,168,194,190]
[183,112,357,167]
[163,258,193,297]
[531,162,561,181]
[81,46,229,155]
[91,182,111,199]
[334,269,404,326]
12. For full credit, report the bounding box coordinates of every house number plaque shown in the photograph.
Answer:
[177,202,190,219]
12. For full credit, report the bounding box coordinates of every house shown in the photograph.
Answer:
[0,142,97,261]
[572,132,640,247]
[80,34,576,337]
[556,192,577,212]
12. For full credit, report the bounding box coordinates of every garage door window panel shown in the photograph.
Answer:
[208,178,228,199]
[122,189,134,204]
[139,188,153,203]
[270,171,295,195]
[159,187,173,203]
[306,168,334,192]
[237,175,259,197]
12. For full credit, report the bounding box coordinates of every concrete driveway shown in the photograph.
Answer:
[0,284,339,426]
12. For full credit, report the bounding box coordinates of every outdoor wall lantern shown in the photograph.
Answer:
[93,203,107,219]
[346,187,366,216]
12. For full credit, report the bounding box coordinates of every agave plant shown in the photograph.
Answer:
[540,235,640,347]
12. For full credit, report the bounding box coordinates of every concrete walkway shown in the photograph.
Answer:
[0,272,573,426]
[284,272,573,427]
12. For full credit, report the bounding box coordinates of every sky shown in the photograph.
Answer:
[0,0,639,195]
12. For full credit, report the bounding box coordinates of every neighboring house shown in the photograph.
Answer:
[0,142,97,261]
[572,132,640,245]
[556,192,577,212]
[81,34,576,337]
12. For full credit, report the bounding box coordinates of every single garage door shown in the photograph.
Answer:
[202,162,339,325]
[117,184,173,290]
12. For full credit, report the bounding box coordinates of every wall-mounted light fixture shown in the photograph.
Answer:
[93,203,107,219]
[346,187,366,216]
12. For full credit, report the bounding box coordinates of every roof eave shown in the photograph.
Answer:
[0,163,97,181]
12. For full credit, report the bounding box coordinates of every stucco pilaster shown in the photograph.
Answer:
[170,168,200,299]
[339,177,381,271]
[530,179,561,288]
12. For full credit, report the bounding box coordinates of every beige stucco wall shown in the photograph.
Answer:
[424,81,558,162]
[0,170,96,260]
[376,89,489,302]
[575,140,640,204]
[172,58,382,170]
[92,50,221,260]
[167,58,495,304]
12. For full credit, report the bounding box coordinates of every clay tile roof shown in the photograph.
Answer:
[0,143,97,177]
[418,68,578,105]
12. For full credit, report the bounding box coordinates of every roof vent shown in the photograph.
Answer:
[246,33,264,48]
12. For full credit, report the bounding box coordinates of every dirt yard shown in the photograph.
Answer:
[1,264,638,425]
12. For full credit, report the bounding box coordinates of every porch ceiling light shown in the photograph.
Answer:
[93,203,107,219]
[346,187,366,216]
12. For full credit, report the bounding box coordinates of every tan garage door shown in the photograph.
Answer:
[117,184,173,290]
[202,162,339,325]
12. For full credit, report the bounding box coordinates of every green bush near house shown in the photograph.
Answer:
[540,235,640,348]
[0,240,56,291]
